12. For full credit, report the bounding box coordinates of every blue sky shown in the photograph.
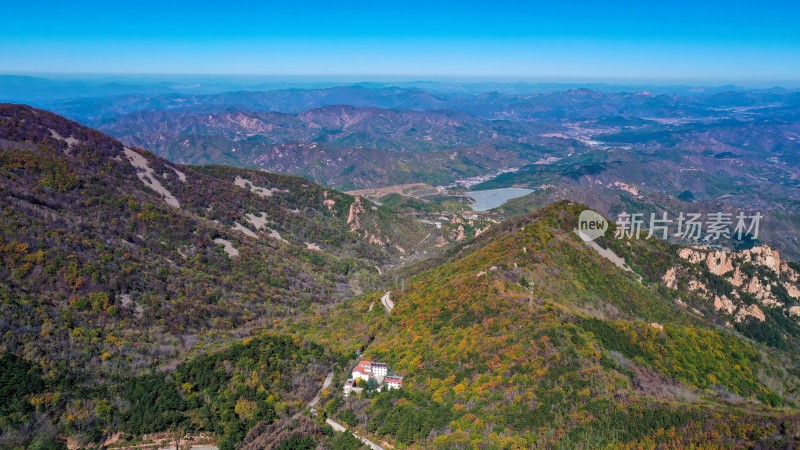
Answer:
[2,0,799,82]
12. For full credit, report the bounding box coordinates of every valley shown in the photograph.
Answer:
[13,82,798,260]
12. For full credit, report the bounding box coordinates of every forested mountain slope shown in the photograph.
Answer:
[298,202,800,448]
[0,104,427,447]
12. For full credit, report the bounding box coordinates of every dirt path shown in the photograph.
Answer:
[309,372,333,408]
[300,374,384,450]
[345,183,431,200]
[318,291,393,449]
[324,419,384,450]
[380,291,394,313]
[293,371,334,420]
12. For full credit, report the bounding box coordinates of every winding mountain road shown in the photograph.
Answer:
[380,291,394,313]
[292,372,333,420]
[305,372,385,449]
[324,418,384,450]
[309,372,333,408]
[312,291,394,449]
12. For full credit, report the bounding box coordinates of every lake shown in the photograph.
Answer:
[466,188,534,211]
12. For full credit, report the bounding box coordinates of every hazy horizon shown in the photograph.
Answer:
[3,0,800,82]
[3,72,799,90]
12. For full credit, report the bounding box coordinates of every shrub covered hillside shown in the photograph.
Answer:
[0,104,427,445]
[0,333,349,449]
[321,202,800,448]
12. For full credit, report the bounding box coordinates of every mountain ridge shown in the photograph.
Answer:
[0,103,429,384]
[292,201,800,448]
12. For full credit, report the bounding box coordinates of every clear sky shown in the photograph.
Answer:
[2,0,799,83]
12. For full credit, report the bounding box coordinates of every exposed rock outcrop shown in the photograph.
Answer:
[667,245,800,322]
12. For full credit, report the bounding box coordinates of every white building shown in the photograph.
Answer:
[385,376,403,390]
[357,359,372,372]
[351,365,371,382]
[343,379,354,397]
[343,379,364,397]
[371,362,388,381]
[349,359,398,389]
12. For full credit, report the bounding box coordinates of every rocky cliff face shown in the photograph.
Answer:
[663,246,800,325]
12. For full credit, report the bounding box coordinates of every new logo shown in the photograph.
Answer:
[577,210,608,242]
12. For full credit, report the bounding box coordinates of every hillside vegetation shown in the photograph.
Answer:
[0,104,425,448]
[307,202,800,448]
[2,105,800,449]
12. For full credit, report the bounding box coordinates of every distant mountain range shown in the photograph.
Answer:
[5,74,793,104]
[93,105,567,189]
[23,83,797,259]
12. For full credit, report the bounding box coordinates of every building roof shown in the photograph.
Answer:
[352,366,370,376]
[385,376,403,383]
[358,359,372,367]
